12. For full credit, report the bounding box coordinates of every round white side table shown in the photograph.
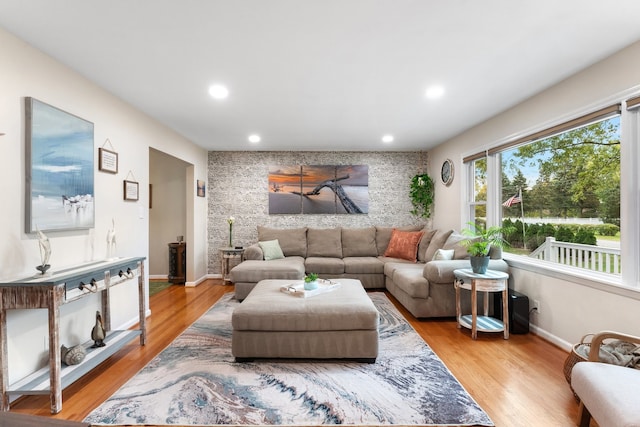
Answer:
[454,268,509,340]
[219,247,245,283]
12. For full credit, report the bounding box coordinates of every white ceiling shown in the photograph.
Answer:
[2,1,640,152]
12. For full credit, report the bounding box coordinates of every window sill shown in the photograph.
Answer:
[502,253,640,301]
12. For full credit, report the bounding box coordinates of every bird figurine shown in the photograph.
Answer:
[91,310,106,348]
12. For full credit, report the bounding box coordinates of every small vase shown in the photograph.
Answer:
[304,280,319,290]
[228,224,233,248]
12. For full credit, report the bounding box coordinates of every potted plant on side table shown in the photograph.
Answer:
[460,222,513,274]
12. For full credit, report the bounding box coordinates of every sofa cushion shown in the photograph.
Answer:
[258,226,307,257]
[424,229,454,261]
[417,228,438,262]
[258,239,285,260]
[442,232,474,259]
[305,257,345,275]
[375,225,423,256]
[389,265,429,299]
[384,229,424,262]
[342,227,378,257]
[383,260,422,279]
[230,257,306,283]
[307,228,343,258]
[343,257,385,274]
[489,245,503,259]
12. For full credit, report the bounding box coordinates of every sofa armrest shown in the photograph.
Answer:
[243,243,264,260]
[423,260,473,284]
[423,259,509,283]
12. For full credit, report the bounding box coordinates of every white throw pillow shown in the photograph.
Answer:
[432,248,455,261]
[258,239,285,260]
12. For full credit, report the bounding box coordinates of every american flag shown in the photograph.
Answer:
[502,192,522,207]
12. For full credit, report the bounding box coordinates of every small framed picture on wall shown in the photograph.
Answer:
[123,180,139,201]
[197,179,206,197]
[98,147,118,174]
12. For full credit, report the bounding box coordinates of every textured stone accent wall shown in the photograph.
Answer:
[207,151,429,274]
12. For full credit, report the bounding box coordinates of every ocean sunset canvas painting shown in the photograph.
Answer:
[25,98,95,232]
[268,165,368,215]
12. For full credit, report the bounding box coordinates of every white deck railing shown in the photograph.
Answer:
[529,236,621,274]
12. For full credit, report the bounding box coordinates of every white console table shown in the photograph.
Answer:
[0,257,146,414]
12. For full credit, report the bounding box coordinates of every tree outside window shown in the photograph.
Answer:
[499,116,621,272]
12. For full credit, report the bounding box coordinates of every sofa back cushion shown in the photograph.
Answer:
[417,228,438,262]
[257,226,307,257]
[442,232,475,259]
[423,229,454,261]
[375,225,423,256]
[342,227,378,257]
[307,228,343,258]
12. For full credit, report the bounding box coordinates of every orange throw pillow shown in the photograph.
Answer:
[383,229,425,262]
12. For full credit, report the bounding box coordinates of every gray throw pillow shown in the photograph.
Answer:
[258,239,285,260]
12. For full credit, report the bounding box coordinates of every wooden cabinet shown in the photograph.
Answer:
[0,257,146,414]
[168,242,186,284]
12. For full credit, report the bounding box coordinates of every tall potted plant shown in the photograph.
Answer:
[460,222,513,274]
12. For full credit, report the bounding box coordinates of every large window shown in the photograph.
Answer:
[467,106,625,278]
[469,157,487,224]
[501,116,620,273]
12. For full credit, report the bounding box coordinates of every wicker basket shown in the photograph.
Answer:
[563,333,593,401]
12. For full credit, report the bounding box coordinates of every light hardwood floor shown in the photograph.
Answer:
[10,280,581,426]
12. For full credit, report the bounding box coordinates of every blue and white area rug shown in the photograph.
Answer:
[85,293,493,426]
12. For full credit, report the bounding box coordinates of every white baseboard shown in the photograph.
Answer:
[185,274,221,287]
[530,324,572,352]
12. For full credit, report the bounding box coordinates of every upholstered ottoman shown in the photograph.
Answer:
[231,279,379,362]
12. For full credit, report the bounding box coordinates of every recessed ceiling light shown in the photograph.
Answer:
[425,85,445,99]
[208,84,229,100]
[248,134,261,143]
[382,134,394,143]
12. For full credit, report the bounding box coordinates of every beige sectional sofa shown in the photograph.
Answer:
[229,225,509,318]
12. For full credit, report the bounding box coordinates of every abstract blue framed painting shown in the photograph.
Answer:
[25,98,95,233]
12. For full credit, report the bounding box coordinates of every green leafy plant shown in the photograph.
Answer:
[461,222,514,257]
[409,173,434,218]
[304,273,319,283]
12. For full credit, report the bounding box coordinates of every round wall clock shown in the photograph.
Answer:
[441,159,454,186]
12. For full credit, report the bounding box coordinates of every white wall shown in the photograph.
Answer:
[428,41,640,348]
[0,28,208,384]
